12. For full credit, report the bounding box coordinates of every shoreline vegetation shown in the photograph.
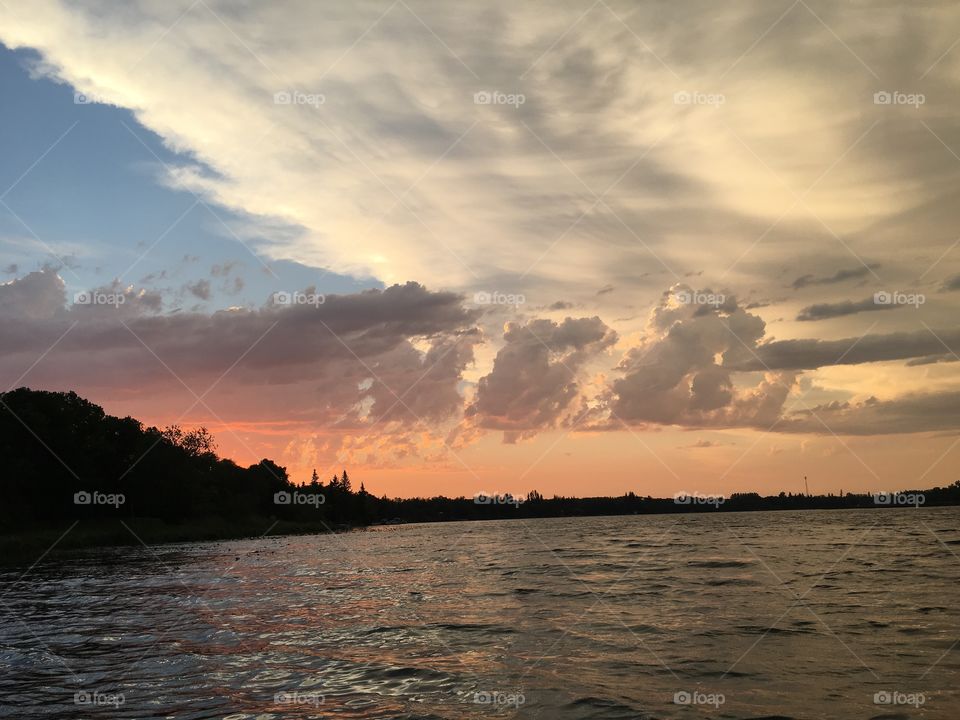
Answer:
[2,388,958,562]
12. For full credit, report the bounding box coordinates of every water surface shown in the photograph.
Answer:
[2,509,958,718]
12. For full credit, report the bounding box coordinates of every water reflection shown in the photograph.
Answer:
[1,508,959,718]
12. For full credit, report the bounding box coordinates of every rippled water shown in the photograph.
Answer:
[2,508,959,719]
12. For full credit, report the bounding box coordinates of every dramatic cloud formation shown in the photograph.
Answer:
[0,272,482,463]
[4,272,957,439]
[609,286,792,429]
[4,0,960,312]
[468,316,617,442]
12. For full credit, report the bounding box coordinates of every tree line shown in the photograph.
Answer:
[2,388,959,542]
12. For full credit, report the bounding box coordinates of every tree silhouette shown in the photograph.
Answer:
[2,387,958,552]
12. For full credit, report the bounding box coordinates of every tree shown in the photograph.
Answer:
[182,427,217,457]
[162,424,217,457]
[340,469,352,492]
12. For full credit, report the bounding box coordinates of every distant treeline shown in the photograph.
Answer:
[2,388,959,544]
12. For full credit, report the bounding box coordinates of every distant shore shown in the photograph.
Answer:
[3,388,958,565]
[3,494,957,565]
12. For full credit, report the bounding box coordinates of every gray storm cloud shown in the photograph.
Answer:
[730,328,960,372]
[0,272,482,434]
[2,272,959,440]
[609,286,792,429]
[606,285,960,435]
[468,316,617,443]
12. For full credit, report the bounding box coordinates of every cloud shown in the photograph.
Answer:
[211,262,239,277]
[791,264,879,290]
[0,0,940,306]
[905,354,957,367]
[609,286,793,429]
[184,279,211,301]
[940,274,960,292]
[729,328,960,372]
[678,439,728,449]
[4,1,960,489]
[468,316,617,442]
[0,269,66,320]
[0,273,482,454]
[606,285,960,436]
[796,296,896,321]
[781,392,960,435]
[4,268,960,476]
[3,0,960,341]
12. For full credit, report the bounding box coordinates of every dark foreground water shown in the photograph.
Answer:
[1,508,958,719]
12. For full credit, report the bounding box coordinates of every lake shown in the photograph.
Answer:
[2,508,958,718]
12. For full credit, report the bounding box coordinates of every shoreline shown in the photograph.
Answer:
[3,502,956,566]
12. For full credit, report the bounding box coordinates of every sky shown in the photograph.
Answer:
[1,0,959,499]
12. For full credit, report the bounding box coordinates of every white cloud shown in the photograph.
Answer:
[3,0,959,311]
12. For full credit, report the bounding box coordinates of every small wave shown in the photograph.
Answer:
[736,624,814,635]
[705,578,760,586]
[565,695,648,718]
[687,559,752,568]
